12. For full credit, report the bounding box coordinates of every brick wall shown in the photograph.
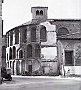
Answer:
[55,20,81,75]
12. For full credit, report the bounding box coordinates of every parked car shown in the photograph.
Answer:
[1,67,12,81]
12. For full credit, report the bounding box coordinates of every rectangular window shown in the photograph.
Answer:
[8,36,9,47]
[22,29,27,43]
[10,31,13,46]
[15,30,19,44]
[2,20,3,37]
[2,46,6,58]
[31,28,36,42]
[7,34,9,47]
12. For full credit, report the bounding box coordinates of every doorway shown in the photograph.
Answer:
[65,50,74,66]
[28,65,32,74]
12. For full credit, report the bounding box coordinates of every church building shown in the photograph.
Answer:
[2,6,81,76]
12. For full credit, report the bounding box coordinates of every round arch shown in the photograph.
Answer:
[40,25,47,42]
[36,10,39,15]
[57,27,69,36]
[19,50,23,58]
[40,10,43,15]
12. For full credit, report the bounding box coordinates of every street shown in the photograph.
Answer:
[0,76,81,90]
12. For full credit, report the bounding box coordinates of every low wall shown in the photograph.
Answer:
[64,66,81,75]
[42,61,58,75]
[75,66,81,75]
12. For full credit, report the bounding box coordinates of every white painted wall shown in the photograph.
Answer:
[41,47,57,59]
[75,66,81,75]
[64,66,81,75]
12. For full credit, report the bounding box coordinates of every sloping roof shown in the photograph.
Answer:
[6,18,81,34]
[21,21,33,26]
[31,6,48,8]
[48,19,81,22]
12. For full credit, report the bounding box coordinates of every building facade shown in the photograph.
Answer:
[6,7,51,75]
[2,35,6,68]
[55,20,81,76]
[0,0,3,83]
[3,6,81,76]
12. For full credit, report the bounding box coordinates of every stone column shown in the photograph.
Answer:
[14,60,17,75]
[11,61,13,74]
[25,59,26,71]
[20,60,22,74]
[9,60,10,68]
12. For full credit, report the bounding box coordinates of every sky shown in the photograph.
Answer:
[2,0,81,35]
[2,0,81,59]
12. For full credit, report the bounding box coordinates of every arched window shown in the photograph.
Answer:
[35,44,40,57]
[27,44,32,58]
[57,27,69,36]
[40,10,43,15]
[15,29,19,44]
[9,47,12,59]
[40,25,47,42]
[13,46,16,59]
[7,33,9,47]
[31,27,36,42]
[19,50,23,58]
[36,10,39,15]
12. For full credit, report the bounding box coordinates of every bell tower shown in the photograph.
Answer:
[31,6,48,22]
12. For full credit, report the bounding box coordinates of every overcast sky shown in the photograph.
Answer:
[2,0,81,34]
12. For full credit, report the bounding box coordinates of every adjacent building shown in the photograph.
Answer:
[55,19,81,75]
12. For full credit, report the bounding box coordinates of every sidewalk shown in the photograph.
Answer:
[11,75,81,81]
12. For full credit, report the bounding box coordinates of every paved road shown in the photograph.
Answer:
[0,76,81,90]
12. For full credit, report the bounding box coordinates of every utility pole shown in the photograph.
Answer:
[0,0,3,84]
